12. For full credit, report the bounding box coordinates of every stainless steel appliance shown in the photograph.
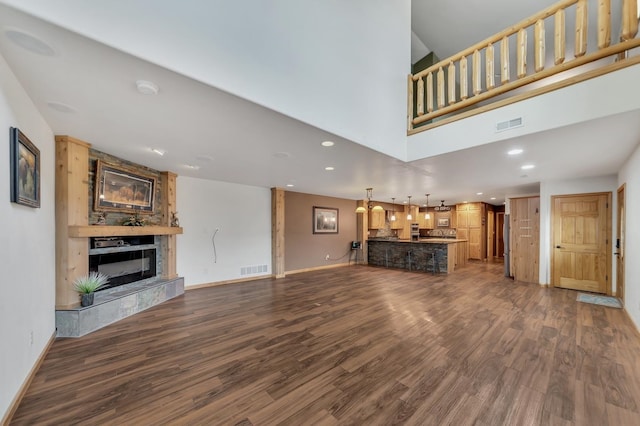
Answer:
[410,223,420,241]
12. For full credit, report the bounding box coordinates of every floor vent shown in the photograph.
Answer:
[496,117,523,132]
[240,264,269,276]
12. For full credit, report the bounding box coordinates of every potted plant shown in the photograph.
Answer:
[73,272,109,307]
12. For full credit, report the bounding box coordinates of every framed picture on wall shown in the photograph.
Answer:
[94,160,156,213]
[313,206,339,234]
[10,127,40,208]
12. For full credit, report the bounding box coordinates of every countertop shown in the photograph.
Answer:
[367,238,467,244]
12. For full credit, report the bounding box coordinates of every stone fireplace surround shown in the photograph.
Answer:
[55,136,184,337]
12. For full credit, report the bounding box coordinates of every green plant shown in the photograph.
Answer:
[72,272,109,294]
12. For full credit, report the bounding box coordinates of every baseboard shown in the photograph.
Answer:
[1,330,56,426]
[186,274,272,290]
[622,307,640,338]
[285,262,350,275]
[186,263,353,290]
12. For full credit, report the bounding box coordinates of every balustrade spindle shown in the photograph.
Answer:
[472,50,482,95]
[460,56,469,100]
[417,77,425,116]
[598,0,611,48]
[486,43,495,90]
[426,72,434,113]
[535,20,546,72]
[448,62,456,105]
[437,67,445,109]
[575,0,588,57]
[501,36,510,84]
[555,9,566,64]
[517,29,527,78]
[622,0,638,40]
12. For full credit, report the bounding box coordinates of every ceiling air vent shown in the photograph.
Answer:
[496,117,523,133]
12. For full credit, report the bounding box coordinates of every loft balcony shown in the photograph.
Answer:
[408,0,640,136]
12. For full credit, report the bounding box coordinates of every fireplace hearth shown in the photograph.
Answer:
[89,235,158,290]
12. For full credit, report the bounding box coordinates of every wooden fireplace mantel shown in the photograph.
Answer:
[55,135,181,308]
[68,225,183,238]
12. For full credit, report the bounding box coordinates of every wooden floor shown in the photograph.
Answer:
[11,262,640,425]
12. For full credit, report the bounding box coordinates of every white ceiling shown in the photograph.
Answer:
[0,1,638,207]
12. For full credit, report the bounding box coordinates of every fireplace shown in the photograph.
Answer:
[89,235,158,290]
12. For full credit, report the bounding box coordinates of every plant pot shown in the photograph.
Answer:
[80,293,94,307]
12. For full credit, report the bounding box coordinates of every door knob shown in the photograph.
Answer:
[556,245,562,248]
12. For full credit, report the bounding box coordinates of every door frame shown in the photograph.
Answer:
[616,184,625,302]
[550,192,612,295]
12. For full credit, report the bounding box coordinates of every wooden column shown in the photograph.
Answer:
[160,171,178,279]
[271,188,285,278]
[356,200,368,264]
[55,135,91,308]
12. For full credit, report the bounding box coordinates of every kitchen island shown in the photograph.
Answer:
[367,238,468,273]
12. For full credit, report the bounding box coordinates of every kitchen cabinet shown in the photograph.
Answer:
[456,202,486,260]
[368,209,386,229]
[390,210,405,229]
[418,208,433,229]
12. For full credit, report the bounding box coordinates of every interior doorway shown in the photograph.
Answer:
[616,185,625,303]
[496,212,505,259]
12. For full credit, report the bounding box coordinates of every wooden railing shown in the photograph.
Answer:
[408,0,640,134]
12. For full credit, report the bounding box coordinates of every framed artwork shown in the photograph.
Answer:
[10,127,40,208]
[94,160,156,213]
[313,206,338,234]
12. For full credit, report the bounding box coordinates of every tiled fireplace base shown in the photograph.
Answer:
[55,277,184,337]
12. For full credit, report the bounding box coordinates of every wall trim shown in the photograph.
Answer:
[2,331,56,425]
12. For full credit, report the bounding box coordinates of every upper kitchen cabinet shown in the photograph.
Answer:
[418,208,433,229]
[368,209,386,229]
[390,209,405,229]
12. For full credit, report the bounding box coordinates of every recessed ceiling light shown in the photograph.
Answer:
[463,201,468,203]
[490,197,496,200]
[508,149,523,156]
[286,184,294,187]
[5,29,56,56]
[324,166,334,171]
[476,192,483,195]
[521,164,535,170]
[46,101,77,113]
[273,152,291,159]
[151,148,165,156]
[321,141,335,147]
[184,164,200,170]
[136,80,159,95]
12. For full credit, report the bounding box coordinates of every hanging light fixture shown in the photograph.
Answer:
[424,193,431,219]
[355,188,384,213]
[390,198,396,221]
[406,195,412,220]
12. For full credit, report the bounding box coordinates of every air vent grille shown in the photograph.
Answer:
[240,264,269,276]
[496,117,523,132]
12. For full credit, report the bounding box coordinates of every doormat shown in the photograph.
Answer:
[577,293,622,308]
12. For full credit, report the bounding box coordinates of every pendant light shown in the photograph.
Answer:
[424,193,431,219]
[390,198,396,221]
[406,196,412,221]
[355,188,384,213]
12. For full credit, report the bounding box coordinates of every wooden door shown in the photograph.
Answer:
[487,210,495,259]
[496,212,505,258]
[551,193,611,294]
[616,185,625,302]
[468,203,485,260]
[510,197,540,283]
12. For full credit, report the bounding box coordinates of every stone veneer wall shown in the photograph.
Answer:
[367,240,448,273]
[87,149,164,226]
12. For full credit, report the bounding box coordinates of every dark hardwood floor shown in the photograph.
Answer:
[11,262,640,425]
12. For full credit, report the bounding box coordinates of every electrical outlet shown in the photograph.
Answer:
[325,254,330,260]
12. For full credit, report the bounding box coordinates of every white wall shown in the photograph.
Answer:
[618,142,640,329]
[176,177,271,286]
[1,0,412,160]
[0,53,55,418]
[539,175,618,286]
